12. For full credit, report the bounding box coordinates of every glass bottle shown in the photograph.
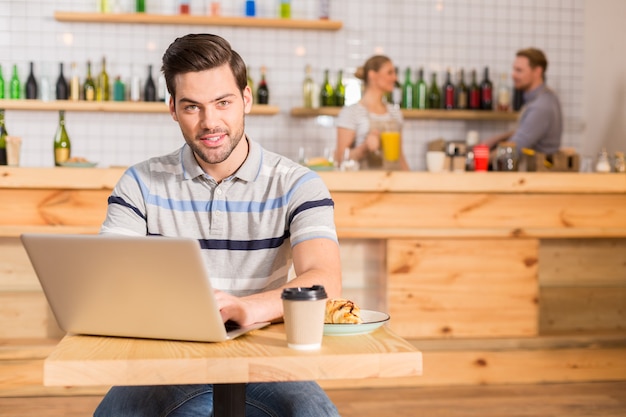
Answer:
[414,68,427,109]
[97,56,110,101]
[10,65,21,99]
[136,0,145,12]
[401,67,413,109]
[113,76,126,101]
[257,66,269,105]
[246,66,255,101]
[391,67,402,106]
[428,72,441,109]
[455,69,468,110]
[595,148,611,173]
[39,63,51,102]
[279,0,291,18]
[496,72,511,111]
[0,65,4,99]
[83,61,96,101]
[468,69,480,110]
[613,151,625,173]
[0,109,8,165]
[495,141,518,171]
[480,66,493,110]
[70,62,80,101]
[302,65,315,108]
[144,65,156,102]
[319,69,334,107]
[53,110,71,166]
[245,0,256,16]
[333,69,345,107]
[56,63,69,100]
[443,68,455,110]
[25,62,38,100]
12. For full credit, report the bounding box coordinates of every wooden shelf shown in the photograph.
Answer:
[54,11,343,31]
[0,99,280,115]
[291,107,520,121]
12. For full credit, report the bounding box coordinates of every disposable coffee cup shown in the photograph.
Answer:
[281,285,328,350]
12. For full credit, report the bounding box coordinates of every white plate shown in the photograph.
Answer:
[323,309,390,336]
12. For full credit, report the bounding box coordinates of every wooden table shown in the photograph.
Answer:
[43,324,422,416]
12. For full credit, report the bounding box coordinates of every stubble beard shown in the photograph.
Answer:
[188,120,246,166]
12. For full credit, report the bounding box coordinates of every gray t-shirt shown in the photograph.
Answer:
[511,84,563,154]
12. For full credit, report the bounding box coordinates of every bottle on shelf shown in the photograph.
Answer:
[70,62,80,101]
[302,64,315,108]
[480,66,493,110]
[56,63,69,100]
[414,68,427,109]
[10,65,21,99]
[496,72,511,111]
[257,66,269,105]
[391,67,402,106]
[468,69,480,110]
[99,0,110,13]
[53,110,71,166]
[513,88,524,111]
[39,63,52,102]
[333,69,345,107]
[83,61,96,102]
[443,68,455,110]
[401,67,413,109]
[97,57,110,101]
[25,62,38,100]
[319,69,334,107]
[245,0,256,17]
[246,66,255,101]
[0,65,4,99]
[0,109,8,165]
[144,65,157,102]
[280,0,291,18]
[179,0,191,14]
[428,72,441,109]
[319,0,330,19]
[455,68,468,110]
[113,76,126,101]
[136,0,146,12]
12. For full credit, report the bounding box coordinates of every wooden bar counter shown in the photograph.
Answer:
[1,167,625,394]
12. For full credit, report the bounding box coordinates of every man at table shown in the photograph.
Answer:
[483,47,563,154]
[94,33,342,417]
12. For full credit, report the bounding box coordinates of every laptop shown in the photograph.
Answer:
[20,233,270,342]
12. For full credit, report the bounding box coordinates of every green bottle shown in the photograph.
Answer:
[401,67,413,109]
[428,72,441,109]
[113,76,126,101]
[97,56,110,101]
[136,0,145,12]
[246,66,255,100]
[10,65,21,99]
[0,109,8,165]
[320,69,334,107]
[333,70,345,107]
[83,61,96,102]
[0,65,5,99]
[414,68,427,109]
[53,110,71,166]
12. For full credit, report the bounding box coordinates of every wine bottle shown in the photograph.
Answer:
[468,69,480,110]
[25,62,38,99]
[319,69,334,107]
[55,63,69,100]
[257,66,269,105]
[480,66,493,110]
[302,65,315,108]
[333,69,345,107]
[144,65,157,102]
[414,68,427,109]
[39,63,51,102]
[246,66,255,101]
[443,69,455,109]
[113,76,126,101]
[83,61,96,101]
[401,67,413,109]
[391,67,402,106]
[428,72,441,109]
[100,0,110,13]
[136,0,145,12]
[455,69,468,110]
[97,56,110,101]
[0,109,8,165]
[70,62,80,101]
[0,65,5,99]
[280,0,291,18]
[496,72,511,111]
[10,65,21,99]
[513,88,525,111]
[53,110,71,166]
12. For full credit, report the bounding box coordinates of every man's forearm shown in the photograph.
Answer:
[483,130,515,149]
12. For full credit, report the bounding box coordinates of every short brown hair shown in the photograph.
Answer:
[355,55,392,86]
[161,33,248,100]
[516,48,548,77]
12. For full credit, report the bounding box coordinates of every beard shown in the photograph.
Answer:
[185,119,246,166]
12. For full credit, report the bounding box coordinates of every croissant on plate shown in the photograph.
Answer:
[324,298,362,324]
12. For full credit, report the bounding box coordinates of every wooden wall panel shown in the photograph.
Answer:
[0,237,40,292]
[0,292,62,339]
[387,239,539,339]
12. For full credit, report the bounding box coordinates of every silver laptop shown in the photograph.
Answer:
[21,233,270,342]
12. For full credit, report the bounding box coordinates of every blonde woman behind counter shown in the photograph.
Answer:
[335,55,410,171]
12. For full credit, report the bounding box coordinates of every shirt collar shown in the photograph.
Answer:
[523,83,546,102]
[181,137,261,183]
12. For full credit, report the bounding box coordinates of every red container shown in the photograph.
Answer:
[473,144,489,172]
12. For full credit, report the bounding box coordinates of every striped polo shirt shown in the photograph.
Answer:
[101,139,338,296]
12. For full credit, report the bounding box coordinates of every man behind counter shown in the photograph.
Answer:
[483,47,563,154]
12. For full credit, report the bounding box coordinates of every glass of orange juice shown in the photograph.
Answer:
[380,131,400,162]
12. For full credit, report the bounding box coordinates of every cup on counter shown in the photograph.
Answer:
[426,151,446,172]
[473,144,489,172]
[281,285,328,350]
[380,131,401,162]
[5,136,22,167]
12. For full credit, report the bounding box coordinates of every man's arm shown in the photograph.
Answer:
[215,237,342,326]
[482,130,515,149]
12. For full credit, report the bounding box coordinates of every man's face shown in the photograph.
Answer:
[511,56,542,91]
[169,64,252,172]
